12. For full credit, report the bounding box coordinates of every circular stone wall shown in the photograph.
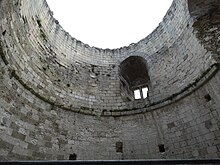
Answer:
[0,0,220,160]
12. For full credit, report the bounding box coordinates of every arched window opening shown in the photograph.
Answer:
[119,56,150,101]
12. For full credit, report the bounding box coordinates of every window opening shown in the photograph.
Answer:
[134,86,149,100]
[204,94,211,102]
[119,56,150,101]
[142,87,148,99]
[134,89,141,100]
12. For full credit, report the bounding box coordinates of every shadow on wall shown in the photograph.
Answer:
[188,0,220,18]
[189,0,220,62]
[119,56,150,101]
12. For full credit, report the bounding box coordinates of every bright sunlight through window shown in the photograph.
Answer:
[142,87,149,99]
[134,90,141,100]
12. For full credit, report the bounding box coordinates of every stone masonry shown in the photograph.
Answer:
[0,0,220,160]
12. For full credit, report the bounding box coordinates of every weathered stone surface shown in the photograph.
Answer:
[0,0,220,161]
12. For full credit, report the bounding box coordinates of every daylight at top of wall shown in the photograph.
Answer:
[46,0,173,49]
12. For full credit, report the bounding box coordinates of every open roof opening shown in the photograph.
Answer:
[46,0,173,49]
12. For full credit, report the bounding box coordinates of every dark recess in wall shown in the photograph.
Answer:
[69,153,77,160]
[158,144,165,153]
[116,142,123,153]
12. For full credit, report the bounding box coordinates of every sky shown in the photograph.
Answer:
[46,0,173,49]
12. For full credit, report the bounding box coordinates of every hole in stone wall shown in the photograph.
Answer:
[69,153,77,160]
[158,144,165,153]
[119,56,150,100]
[134,89,141,100]
[67,84,70,87]
[37,18,42,28]
[134,87,149,100]
[2,30,6,36]
[22,16,27,24]
[142,87,148,99]
[116,142,123,153]
[204,94,211,102]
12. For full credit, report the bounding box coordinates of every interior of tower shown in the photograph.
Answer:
[0,0,220,162]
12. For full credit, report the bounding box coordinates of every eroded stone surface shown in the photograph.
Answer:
[0,0,220,160]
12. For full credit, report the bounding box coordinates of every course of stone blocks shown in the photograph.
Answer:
[0,0,220,160]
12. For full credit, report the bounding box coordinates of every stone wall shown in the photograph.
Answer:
[0,0,217,114]
[0,0,220,160]
[0,57,220,160]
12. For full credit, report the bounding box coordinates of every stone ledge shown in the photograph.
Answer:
[1,40,219,117]
[9,62,220,117]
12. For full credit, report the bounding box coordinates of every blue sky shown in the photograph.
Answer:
[46,0,173,49]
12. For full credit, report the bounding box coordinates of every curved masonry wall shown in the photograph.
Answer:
[0,0,220,160]
[0,0,218,114]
